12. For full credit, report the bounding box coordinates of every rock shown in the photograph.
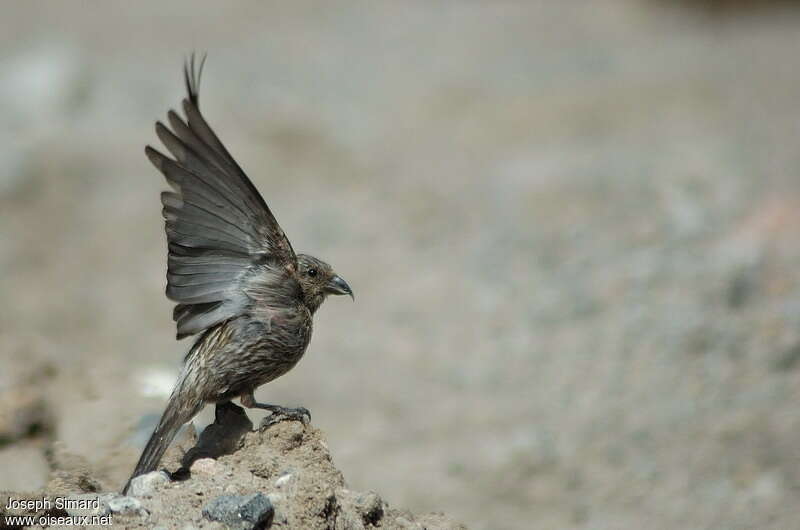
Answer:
[354,491,384,526]
[128,470,170,497]
[202,493,274,530]
[335,488,387,528]
[190,457,218,475]
[106,494,146,516]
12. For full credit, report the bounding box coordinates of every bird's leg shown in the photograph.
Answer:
[240,390,311,428]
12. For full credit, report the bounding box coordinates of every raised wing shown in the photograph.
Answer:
[146,54,297,339]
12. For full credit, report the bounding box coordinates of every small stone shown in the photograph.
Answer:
[106,495,145,516]
[128,470,170,498]
[355,491,384,525]
[202,493,274,530]
[190,458,218,475]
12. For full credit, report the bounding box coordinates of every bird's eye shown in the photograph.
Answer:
[307,268,317,278]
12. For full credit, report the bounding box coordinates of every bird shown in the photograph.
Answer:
[122,54,353,494]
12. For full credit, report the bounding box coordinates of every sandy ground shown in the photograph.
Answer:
[2,1,800,529]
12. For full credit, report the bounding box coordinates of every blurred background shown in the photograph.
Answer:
[2,1,800,528]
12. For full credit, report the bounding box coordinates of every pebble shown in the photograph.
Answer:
[106,495,146,516]
[355,491,384,525]
[202,493,274,530]
[128,470,170,497]
[190,458,218,475]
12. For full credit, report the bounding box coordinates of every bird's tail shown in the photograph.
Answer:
[122,368,204,494]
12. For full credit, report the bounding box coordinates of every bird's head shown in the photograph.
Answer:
[296,254,353,313]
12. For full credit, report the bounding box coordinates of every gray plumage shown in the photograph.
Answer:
[123,55,352,494]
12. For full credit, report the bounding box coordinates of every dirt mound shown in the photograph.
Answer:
[0,404,464,529]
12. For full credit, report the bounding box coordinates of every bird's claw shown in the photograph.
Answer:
[259,406,311,430]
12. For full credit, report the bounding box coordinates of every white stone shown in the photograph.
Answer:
[128,470,170,498]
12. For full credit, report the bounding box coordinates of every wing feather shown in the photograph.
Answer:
[146,54,298,339]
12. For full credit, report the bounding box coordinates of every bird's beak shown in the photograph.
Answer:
[326,275,354,300]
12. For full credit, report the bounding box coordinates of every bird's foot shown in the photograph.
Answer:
[258,405,311,430]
